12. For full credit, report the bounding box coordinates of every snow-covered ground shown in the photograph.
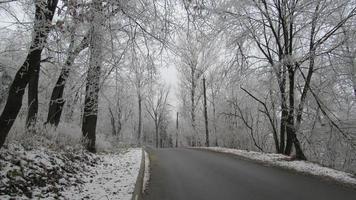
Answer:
[0,144,142,199]
[62,148,142,200]
[199,147,356,187]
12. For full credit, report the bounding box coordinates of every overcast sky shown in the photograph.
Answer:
[159,63,179,115]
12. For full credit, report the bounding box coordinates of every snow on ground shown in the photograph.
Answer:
[62,148,142,200]
[199,147,356,187]
[0,144,142,199]
[143,150,150,193]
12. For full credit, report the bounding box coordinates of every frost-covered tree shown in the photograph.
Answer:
[0,0,58,148]
[146,84,170,148]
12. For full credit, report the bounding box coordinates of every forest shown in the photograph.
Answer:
[0,0,356,182]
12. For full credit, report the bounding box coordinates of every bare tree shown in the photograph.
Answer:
[146,84,170,148]
[177,33,216,146]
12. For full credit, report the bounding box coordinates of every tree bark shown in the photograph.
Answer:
[137,93,142,145]
[82,0,103,153]
[203,76,209,147]
[155,121,159,148]
[26,63,40,127]
[108,107,117,136]
[191,68,196,146]
[285,67,306,160]
[284,66,294,155]
[0,0,58,148]
[176,112,179,147]
[279,67,287,154]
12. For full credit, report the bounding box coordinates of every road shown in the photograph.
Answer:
[143,148,356,200]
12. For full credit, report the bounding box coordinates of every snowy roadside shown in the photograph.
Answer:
[62,148,142,200]
[199,147,356,187]
[0,144,142,199]
[143,151,150,193]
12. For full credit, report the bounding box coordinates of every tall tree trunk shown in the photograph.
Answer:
[286,67,306,160]
[155,121,159,148]
[203,76,209,147]
[176,112,179,147]
[26,63,40,127]
[0,0,58,148]
[191,69,196,146]
[82,0,103,153]
[279,67,287,154]
[108,107,117,136]
[137,94,142,145]
[285,66,294,155]
[46,33,89,126]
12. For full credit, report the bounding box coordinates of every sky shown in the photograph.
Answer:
[159,63,179,115]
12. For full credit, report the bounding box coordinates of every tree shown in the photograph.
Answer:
[146,84,170,148]
[107,80,134,138]
[176,33,215,146]
[81,0,104,152]
[0,0,58,148]
[46,31,89,126]
[212,0,356,159]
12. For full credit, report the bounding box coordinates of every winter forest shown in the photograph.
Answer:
[0,0,356,198]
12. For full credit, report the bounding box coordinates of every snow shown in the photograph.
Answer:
[199,147,356,187]
[0,144,143,199]
[143,150,150,193]
[62,148,142,200]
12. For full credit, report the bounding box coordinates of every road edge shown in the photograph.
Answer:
[143,150,150,193]
[195,147,356,190]
[131,148,146,200]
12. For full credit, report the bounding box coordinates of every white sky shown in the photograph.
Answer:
[159,64,179,114]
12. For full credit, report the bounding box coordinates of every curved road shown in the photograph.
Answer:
[143,148,356,200]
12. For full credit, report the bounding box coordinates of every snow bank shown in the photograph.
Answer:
[143,150,150,193]
[199,147,356,187]
[0,144,142,199]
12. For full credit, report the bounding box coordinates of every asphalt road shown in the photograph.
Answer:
[143,148,356,200]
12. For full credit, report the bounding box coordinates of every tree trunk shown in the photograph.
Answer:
[155,122,159,148]
[46,33,89,126]
[26,63,40,127]
[176,112,179,148]
[291,129,306,160]
[285,66,294,155]
[285,67,306,160]
[137,94,142,145]
[279,73,287,154]
[0,0,58,149]
[203,77,209,147]
[108,107,117,136]
[82,0,103,153]
[191,69,196,146]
